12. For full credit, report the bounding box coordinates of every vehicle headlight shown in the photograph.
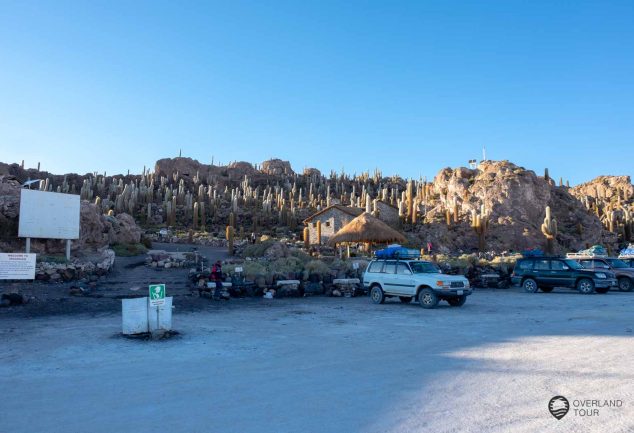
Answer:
[595,273,606,279]
[436,280,448,287]
[463,280,470,288]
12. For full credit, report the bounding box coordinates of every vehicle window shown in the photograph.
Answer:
[579,260,593,268]
[564,259,583,269]
[534,260,550,270]
[383,262,397,274]
[517,260,533,270]
[367,262,383,273]
[409,261,441,274]
[606,259,628,268]
[396,263,412,275]
[594,260,610,269]
[551,261,569,271]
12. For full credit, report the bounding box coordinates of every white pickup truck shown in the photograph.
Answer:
[363,259,472,308]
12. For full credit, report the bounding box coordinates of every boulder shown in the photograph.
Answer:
[154,157,210,178]
[263,242,289,260]
[261,159,294,176]
[103,213,142,245]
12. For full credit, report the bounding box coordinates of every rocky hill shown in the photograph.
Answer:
[1,157,630,255]
[413,161,617,254]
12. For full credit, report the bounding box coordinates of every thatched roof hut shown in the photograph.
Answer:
[327,212,407,246]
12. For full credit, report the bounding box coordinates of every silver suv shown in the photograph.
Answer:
[363,259,472,308]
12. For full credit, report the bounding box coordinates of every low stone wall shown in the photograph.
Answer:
[35,249,115,282]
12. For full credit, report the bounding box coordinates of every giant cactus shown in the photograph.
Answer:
[541,206,558,255]
[471,207,489,251]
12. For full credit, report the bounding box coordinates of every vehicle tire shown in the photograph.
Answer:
[418,288,439,309]
[399,296,412,303]
[595,287,609,294]
[370,285,385,304]
[576,278,595,294]
[618,277,633,292]
[540,287,553,293]
[522,278,539,293]
[447,295,467,307]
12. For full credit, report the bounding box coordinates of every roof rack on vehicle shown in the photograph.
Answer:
[565,252,608,259]
[618,244,634,259]
[374,245,420,260]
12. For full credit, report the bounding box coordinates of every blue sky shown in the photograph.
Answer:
[0,0,632,184]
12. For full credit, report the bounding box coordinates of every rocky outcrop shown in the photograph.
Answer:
[103,213,142,245]
[570,175,633,202]
[303,168,321,177]
[0,176,21,240]
[261,159,294,176]
[154,157,211,178]
[417,161,614,253]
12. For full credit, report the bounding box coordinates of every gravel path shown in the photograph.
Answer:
[1,289,632,433]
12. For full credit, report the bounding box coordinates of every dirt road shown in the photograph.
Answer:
[1,288,633,433]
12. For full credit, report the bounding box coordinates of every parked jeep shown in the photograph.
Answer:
[619,258,634,268]
[511,257,617,294]
[574,257,634,292]
[363,259,472,308]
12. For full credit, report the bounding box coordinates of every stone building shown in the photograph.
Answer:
[374,200,400,226]
[303,202,400,245]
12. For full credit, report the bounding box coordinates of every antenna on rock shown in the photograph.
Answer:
[482,145,487,162]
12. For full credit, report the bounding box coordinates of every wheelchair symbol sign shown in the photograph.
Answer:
[149,284,165,306]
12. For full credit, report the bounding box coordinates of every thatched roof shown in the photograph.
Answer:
[327,212,407,245]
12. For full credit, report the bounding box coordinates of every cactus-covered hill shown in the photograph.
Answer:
[569,175,633,204]
[1,157,631,254]
[410,160,620,254]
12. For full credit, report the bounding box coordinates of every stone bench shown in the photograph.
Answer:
[332,278,361,297]
[275,280,301,297]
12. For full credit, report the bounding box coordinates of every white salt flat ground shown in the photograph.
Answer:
[1,288,633,433]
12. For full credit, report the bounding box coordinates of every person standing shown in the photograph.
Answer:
[210,260,223,300]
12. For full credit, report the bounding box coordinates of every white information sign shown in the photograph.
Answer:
[0,253,36,280]
[18,189,80,240]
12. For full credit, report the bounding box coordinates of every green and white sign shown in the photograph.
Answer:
[149,284,166,306]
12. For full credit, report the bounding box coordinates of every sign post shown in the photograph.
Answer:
[149,284,166,331]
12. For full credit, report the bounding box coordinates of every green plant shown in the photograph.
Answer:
[268,257,304,276]
[304,259,330,275]
[242,239,276,258]
[111,243,148,257]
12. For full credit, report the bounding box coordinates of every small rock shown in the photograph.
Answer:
[1,293,25,306]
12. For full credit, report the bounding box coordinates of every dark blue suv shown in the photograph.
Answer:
[511,257,617,294]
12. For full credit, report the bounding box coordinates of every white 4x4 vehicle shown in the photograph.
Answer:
[363,259,472,308]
